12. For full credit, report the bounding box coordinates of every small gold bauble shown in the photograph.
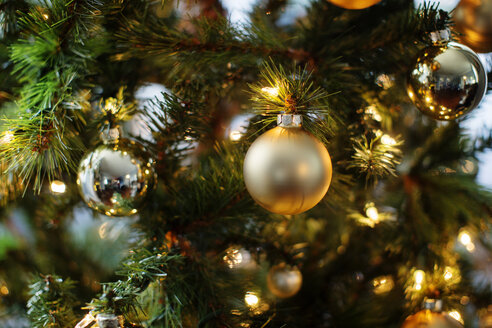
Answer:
[453,0,492,53]
[401,310,463,328]
[77,128,156,217]
[327,0,382,9]
[407,42,487,120]
[243,115,332,215]
[267,264,302,298]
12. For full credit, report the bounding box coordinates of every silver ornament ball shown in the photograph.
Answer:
[77,135,156,217]
[407,40,487,121]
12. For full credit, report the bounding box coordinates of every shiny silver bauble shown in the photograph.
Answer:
[77,138,156,217]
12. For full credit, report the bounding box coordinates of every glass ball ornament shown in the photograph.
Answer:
[243,114,332,215]
[407,30,487,121]
[267,263,303,298]
[77,127,156,217]
[453,0,492,53]
[327,0,382,9]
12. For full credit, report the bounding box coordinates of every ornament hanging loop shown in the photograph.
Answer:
[277,114,302,128]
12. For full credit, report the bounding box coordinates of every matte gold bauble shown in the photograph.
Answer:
[327,0,382,9]
[243,115,332,215]
[407,34,487,120]
[77,127,156,217]
[401,310,463,328]
[267,264,302,298]
[453,0,492,53]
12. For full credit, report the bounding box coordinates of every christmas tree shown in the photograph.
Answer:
[0,0,491,327]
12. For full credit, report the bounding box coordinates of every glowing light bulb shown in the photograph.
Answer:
[0,131,14,144]
[365,205,379,222]
[261,87,279,97]
[443,267,453,281]
[0,285,9,295]
[458,231,475,252]
[381,134,397,146]
[229,130,243,141]
[50,180,66,194]
[245,292,259,307]
[414,270,425,284]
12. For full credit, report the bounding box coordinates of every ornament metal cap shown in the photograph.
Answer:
[429,29,451,45]
[423,299,443,312]
[96,313,124,328]
[100,126,121,144]
[277,114,302,128]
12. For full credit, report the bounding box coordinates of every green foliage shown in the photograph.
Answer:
[26,275,79,328]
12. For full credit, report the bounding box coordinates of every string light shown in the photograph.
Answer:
[0,131,14,144]
[0,284,9,295]
[458,230,475,252]
[381,134,397,146]
[443,267,453,281]
[244,292,259,308]
[261,87,279,97]
[50,180,66,194]
[413,270,425,290]
[229,130,243,141]
[365,204,379,222]
[223,248,243,268]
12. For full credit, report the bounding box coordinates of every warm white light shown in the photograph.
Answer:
[458,231,475,252]
[443,267,453,281]
[245,292,259,307]
[448,310,463,324]
[414,270,425,284]
[0,285,8,295]
[458,231,471,246]
[42,14,49,20]
[365,206,379,222]
[0,131,14,144]
[50,180,66,194]
[261,87,279,97]
[229,130,243,141]
[381,134,397,146]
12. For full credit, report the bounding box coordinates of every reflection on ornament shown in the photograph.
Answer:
[50,180,66,194]
[372,275,395,295]
[448,311,464,325]
[401,309,463,328]
[77,127,156,217]
[407,31,487,120]
[454,0,492,53]
[480,305,492,328]
[327,0,382,9]
[267,264,303,298]
[223,247,253,269]
[365,202,379,222]
[75,313,96,328]
[243,114,332,215]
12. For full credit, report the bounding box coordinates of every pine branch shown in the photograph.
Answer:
[26,275,79,328]
[1,0,104,193]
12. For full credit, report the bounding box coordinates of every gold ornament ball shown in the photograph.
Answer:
[401,310,463,328]
[243,116,332,215]
[327,0,382,9]
[453,0,492,53]
[77,137,156,217]
[267,264,303,298]
[407,42,487,120]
